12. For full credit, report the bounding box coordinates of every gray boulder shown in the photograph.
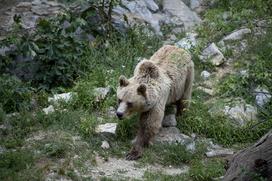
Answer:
[163,0,201,30]
[254,87,271,107]
[175,32,198,50]
[199,43,225,66]
[221,28,251,42]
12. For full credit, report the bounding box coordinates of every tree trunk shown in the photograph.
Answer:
[223,130,272,181]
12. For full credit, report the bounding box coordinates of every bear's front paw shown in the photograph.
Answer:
[126,149,142,160]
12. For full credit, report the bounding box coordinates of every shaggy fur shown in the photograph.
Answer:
[116,45,194,160]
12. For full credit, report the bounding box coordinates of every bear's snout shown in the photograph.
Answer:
[116,112,124,119]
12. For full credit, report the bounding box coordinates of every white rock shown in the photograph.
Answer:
[206,149,234,158]
[224,103,257,126]
[200,70,211,80]
[48,92,74,103]
[144,0,159,12]
[254,87,271,107]
[94,87,111,102]
[175,32,198,50]
[95,123,117,135]
[163,0,201,30]
[42,105,55,115]
[197,86,214,95]
[222,28,251,42]
[199,43,225,66]
[162,114,177,127]
[101,140,110,149]
[240,69,248,76]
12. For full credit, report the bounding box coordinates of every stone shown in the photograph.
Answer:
[144,0,159,12]
[48,92,75,103]
[224,103,257,126]
[94,87,111,102]
[221,28,251,42]
[186,141,196,152]
[197,86,214,96]
[162,114,177,127]
[95,123,117,135]
[205,149,234,158]
[175,32,198,50]
[190,0,201,10]
[200,70,211,80]
[199,43,225,66]
[42,105,55,115]
[254,87,271,107]
[155,127,192,145]
[0,146,6,154]
[163,0,201,30]
[101,140,110,149]
[107,106,116,118]
[120,0,162,35]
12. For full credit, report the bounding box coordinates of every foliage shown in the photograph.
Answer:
[178,90,272,146]
[0,75,33,113]
[189,159,225,181]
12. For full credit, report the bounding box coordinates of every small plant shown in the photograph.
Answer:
[189,159,225,181]
[0,75,33,113]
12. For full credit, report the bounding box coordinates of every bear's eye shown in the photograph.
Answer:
[127,102,133,108]
[118,99,122,104]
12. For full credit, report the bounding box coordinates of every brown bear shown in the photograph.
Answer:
[116,45,194,160]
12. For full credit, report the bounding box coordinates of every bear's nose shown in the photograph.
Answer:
[116,112,123,119]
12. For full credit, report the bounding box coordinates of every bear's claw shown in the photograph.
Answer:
[126,150,142,160]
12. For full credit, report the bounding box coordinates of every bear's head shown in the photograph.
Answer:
[116,75,149,119]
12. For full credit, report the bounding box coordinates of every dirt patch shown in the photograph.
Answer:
[89,157,189,180]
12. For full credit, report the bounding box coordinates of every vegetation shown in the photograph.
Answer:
[0,0,272,180]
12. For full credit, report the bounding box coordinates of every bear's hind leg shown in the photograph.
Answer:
[177,66,194,115]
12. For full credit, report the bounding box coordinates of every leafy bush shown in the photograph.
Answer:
[0,75,33,113]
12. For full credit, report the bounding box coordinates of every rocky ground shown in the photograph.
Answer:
[0,0,272,180]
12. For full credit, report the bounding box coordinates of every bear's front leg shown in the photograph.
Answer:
[126,108,163,160]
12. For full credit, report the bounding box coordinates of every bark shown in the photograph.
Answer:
[223,130,272,181]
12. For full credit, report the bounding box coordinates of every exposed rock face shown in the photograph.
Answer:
[112,0,202,35]
[163,0,201,30]
[0,0,65,35]
[199,43,225,66]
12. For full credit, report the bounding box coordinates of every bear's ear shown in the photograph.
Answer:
[137,84,147,97]
[119,75,129,87]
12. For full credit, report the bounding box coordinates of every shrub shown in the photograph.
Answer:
[0,75,33,113]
